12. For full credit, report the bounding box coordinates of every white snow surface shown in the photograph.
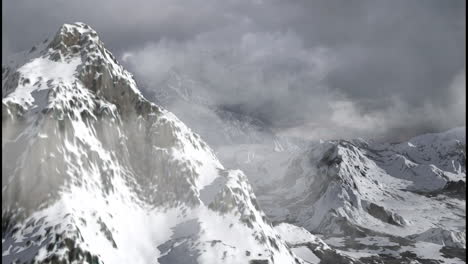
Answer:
[4,57,81,107]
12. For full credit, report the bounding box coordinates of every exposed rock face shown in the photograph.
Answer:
[366,203,406,227]
[2,23,303,264]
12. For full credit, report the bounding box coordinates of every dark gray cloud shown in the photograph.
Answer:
[2,0,465,141]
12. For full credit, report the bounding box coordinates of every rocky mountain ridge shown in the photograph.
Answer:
[2,22,306,264]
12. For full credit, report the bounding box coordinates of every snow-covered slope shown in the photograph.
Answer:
[241,128,466,263]
[2,23,305,264]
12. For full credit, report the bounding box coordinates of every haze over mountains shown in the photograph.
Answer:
[4,1,465,143]
[2,23,466,264]
[144,44,467,263]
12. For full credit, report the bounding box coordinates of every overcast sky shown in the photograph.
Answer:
[3,0,466,141]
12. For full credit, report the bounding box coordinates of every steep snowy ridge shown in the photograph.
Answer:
[2,23,305,264]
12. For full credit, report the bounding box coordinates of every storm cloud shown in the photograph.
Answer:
[3,0,465,141]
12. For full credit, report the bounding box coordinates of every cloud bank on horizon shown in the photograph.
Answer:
[3,0,465,141]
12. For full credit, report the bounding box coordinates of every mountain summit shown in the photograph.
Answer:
[2,22,302,264]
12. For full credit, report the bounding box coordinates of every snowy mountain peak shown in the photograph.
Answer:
[48,22,101,58]
[3,22,144,118]
[2,24,305,264]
